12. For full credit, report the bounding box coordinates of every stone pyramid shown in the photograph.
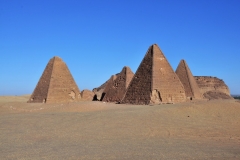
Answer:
[121,44,186,104]
[100,74,117,101]
[28,56,81,103]
[176,60,202,99]
[102,66,134,103]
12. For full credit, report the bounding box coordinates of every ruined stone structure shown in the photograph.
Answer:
[121,44,186,105]
[102,66,134,103]
[176,60,202,100]
[92,79,109,101]
[92,73,121,101]
[28,56,81,103]
[81,89,95,101]
[100,75,118,101]
[195,76,233,99]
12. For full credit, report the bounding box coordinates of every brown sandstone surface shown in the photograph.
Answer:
[92,88,105,101]
[102,66,134,103]
[93,74,118,101]
[176,60,202,100]
[1,96,239,159]
[203,91,233,100]
[100,75,118,101]
[81,90,95,101]
[28,56,81,103]
[195,76,233,99]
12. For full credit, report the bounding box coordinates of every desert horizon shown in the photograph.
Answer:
[1,1,240,159]
[0,45,238,159]
[1,95,240,159]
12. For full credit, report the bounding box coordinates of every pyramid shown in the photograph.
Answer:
[102,66,134,103]
[175,60,202,99]
[100,74,117,101]
[121,44,186,105]
[28,56,81,103]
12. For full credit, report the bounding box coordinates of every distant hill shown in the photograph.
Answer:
[232,95,240,99]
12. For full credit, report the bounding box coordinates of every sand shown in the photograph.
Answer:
[0,96,240,159]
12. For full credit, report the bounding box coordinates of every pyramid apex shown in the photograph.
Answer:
[177,59,190,71]
[181,59,186,63]
[151,44,162,51]
[122,66,134,74]
[152,43,160,47]
[52,56,62,60]
[179,59,187,65]
[123,66,131,70]
[145,44,161,52]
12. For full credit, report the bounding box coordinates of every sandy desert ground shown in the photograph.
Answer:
[0,96,240,160]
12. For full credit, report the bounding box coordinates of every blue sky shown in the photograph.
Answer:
[1,0,240,95]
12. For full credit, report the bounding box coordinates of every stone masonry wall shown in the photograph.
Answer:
[101,75,117,101]
[46,57,81,103]
[28,58,54,103]
[152,45,186,103]
[28,56,81,103]
[176,61,193,97]
[176,60,202,99]
[102,66,134,103]
[121,47,153,105]
[125,67,134,89]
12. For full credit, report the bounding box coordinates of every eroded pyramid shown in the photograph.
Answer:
[28,56,81,103]
[175,60,202,99]
[100,74,117,101]
[121,44,186,104]
[102,66,134,103]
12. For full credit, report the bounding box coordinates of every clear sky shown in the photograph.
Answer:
[1,0,240,95]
